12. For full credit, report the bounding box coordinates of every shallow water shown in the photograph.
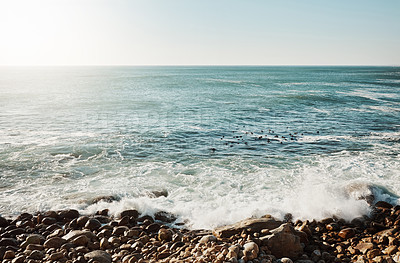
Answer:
[0,66,399,228]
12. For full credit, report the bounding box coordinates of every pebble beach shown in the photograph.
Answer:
[1,199,400,263]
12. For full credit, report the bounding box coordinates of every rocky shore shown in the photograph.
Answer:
[1,201,399,263]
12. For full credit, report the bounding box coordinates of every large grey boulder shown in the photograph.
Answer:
[213,215,282,238]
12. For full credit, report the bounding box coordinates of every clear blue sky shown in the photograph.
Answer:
[0,0,399,65]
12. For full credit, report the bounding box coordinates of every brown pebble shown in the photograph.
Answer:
[49,251,65,261]
[158,228,173,242]
[100,237,110,249]
[113,226,129,236]
[71,235,89,246]
[338,228,356,239]
[26,244,44,251]
[76,216,90,227]
[11,256,25,263]
[3,250,15,259]
[85,218,102,231]
[44,237,65,249]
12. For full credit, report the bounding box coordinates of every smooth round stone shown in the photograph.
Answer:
[158,228,172,242]
[71,235,89,246]
[44,237,65,249]
[76,216,90,228]
[25,234,44,245]
[85,219,102,231]
[49,251,65,261]
[112,226,129,236]
[84,250,112,263]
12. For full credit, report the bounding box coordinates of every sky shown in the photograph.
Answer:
[0,0,399,66]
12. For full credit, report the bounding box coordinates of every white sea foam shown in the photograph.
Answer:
[1,150,399,229]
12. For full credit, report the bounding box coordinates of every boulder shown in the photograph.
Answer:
[213,216,282,238]
[260,223,303,260]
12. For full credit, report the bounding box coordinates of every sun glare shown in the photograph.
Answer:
[1,0,75,65]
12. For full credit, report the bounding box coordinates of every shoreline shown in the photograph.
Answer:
[1,201,399,263]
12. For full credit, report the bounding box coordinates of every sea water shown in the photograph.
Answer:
[0,66,399,229]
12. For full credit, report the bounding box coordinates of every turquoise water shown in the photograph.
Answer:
[0,66,399,228]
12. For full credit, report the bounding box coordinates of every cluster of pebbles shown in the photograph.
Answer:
[1,201,400,263]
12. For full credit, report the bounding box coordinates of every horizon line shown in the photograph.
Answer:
[0,64,399,67]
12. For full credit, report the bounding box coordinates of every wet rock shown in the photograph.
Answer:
[243,242,259,260]
[76,216,90,227]
[26,244,44,251]
[345,182,375,204]
[95,215,111,224]
[84,250,112,263]
[278,258,293,263]
[91,195,119,204]
[296,222,312,237]
[154,211,177,223]
[260,223,303,260]
[375,201,393,209]
[25,234,44,245]
[85,218,102,231]
[213,216,282,238]
[199,234,217,244]
[326,223,340,231]
[0,238,18,247]
[11,255,25,263]
[112,226,129,236]
[148,189,168,198]
[59,209,80,220]
[120,210,139,219]
[44,237,66,248]
[27,250,44,260]
[63,230,96,241]
[0,217,9,228]
[49,251,65,261]
[41,217,57,225]
[338,228,356,239]
[158,228,173,241]
[157,251,171,260]
[71,234,89,246]
[100,237,110,249]
[3,250,15,259]
[145,223,161,233]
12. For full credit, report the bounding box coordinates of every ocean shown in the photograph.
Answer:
[0,66,399,229]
